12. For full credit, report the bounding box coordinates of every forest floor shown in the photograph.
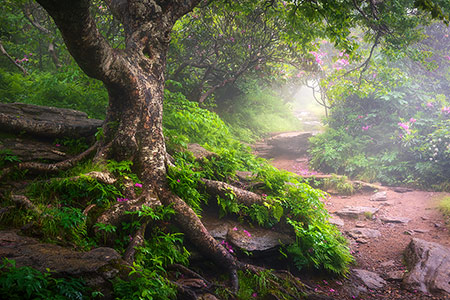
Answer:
[254,134,450,300]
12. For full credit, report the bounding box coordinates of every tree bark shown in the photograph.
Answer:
[36,0,240,279]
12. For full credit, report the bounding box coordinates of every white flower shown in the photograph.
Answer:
[430,157,433,161]
[438,138,442,142]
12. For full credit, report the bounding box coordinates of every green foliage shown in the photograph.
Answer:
[322,174,355,195]
[40,207,87,246]
[0,148,20,168]
[0,67,108,119]
[219,85,302,142]
[0,258,90,300]
[439,196,450,225]
[216,269,306,300]
[53,137,89,155]
[113,206,188,300]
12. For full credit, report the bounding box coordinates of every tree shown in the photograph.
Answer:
[2,0,449,294]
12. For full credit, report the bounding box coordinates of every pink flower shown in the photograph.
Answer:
[357,115,364,119]
[426,102,434,108]
[116,198,129,202]
[177,179,180,183]
[55,144,61,147]
[409,118,416,123]
[329,288,335,293]
[362,125,370,131]
[398,122,410,133]
[243,229,252,237]
[230,37,235,42]
[262,193,267,197]
[134,183,142,188]
[252,292,258,297]
[442,106,450,114]
[232,227,238,231]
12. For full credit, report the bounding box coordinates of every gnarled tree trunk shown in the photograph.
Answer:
[36,0,239,281]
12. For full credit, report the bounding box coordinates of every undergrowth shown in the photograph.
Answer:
[0,258,96,300]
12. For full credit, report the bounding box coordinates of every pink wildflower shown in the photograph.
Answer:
[362,125,370,131]
[426,102,434,108]
[252,292,258,297]
[55,144,61,147]
[134,183,142,188]
[442,106,450,114]
[409,118,416,123]
[232,227,238,231]
[177,179,180,183]
[243,229,252,237]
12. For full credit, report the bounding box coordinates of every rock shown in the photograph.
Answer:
[202,217,294,255]
[380,216,411,224]
[393,187,413,193]
[0,102,102,138]
[353,269,387,289]
[0,230,129,298]
[227,227,294,253]
[347,228,381,240]
[386,271,404,281]
[267,132,313,156]
[187,143,217,161]
[380,260,396,267]
[329,215,344,227]
[335,206,379,219]
[356,238,368,244]
[235,171,256,182]
[370,191,387,201]
[403,238,450,296]
[413,229,430,233]
[355,222,366,228]
[197,294,219,300]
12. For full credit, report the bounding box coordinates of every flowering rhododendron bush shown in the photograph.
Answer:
[309,24,450,189]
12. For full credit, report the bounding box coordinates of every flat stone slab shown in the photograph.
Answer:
[203,217,293,253]
[329,215,344,226]
[227,227,294,253]
[335,206,379,219]
[353,269,387,289]
[403,238,450,296]
[380,216,411,224]
[370,191,387,201]
[347,228,381,239]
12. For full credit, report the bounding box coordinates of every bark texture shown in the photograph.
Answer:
[35,0,240,281]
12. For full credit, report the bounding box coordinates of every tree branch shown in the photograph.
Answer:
[0,41,28,75]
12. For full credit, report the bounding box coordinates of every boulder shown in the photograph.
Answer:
[0,102,102,138]
[227,227,294,253]
[353,269,387,289]
[403,238,450,296]
[0,230,129,299]
[335,206,379,219]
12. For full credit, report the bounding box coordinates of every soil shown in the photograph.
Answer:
[263,150,450,299]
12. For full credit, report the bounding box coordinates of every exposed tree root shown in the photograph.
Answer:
[10,194,42,214]
[200,178,265,206]
[0,142,99,181]
[123,219,149,263]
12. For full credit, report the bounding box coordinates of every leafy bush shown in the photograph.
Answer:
[439,196,450,226]
[309,86,450,189]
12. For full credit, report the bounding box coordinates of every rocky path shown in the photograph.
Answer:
[254,132,450,300]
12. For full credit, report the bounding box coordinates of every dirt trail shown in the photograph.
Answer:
[257,137,450,300]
